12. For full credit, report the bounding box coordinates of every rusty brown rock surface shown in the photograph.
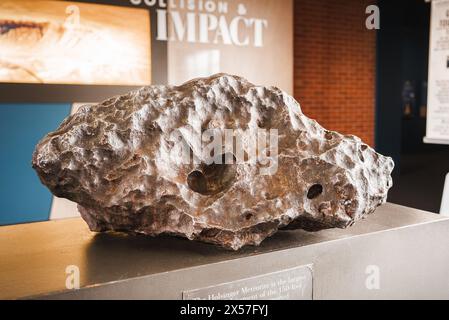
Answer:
[32,74,394,250]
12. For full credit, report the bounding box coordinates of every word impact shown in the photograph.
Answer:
[130,0,268,47]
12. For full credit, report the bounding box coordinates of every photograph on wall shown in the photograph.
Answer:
[0,0,151,85]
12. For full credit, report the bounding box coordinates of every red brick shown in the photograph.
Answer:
[294,0,376,146]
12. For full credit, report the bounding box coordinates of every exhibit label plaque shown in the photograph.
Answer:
[182,265,313,300]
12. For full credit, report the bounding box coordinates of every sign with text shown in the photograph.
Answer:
[425,0,449,144]
[183,265,313,300]
[158,0,293,94]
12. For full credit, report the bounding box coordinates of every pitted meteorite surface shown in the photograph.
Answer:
[32,74,394,250]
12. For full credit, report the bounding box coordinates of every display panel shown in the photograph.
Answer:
[425,0,449,144]
[165,0,293,94]
[0,0,151,85]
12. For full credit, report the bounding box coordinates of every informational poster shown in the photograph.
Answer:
[162,0,293,94]
[0,1,151,85]
[425,0,449,144]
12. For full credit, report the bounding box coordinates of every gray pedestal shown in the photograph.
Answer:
[1,203,449,299]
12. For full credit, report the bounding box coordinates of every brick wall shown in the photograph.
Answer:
[294,0,376,146]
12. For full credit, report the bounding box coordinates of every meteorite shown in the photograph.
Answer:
[32,74,394,250]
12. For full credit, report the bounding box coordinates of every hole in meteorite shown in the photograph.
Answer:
[324,131,333,140]
[307,184,323,199]
[244,211,254,220]
[187,170,208,195]
[187,153,237,196]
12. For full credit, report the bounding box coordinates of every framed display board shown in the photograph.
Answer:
[424,0,449,145]
[0,0,157,102]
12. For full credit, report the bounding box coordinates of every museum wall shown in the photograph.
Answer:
[294,0,376,146]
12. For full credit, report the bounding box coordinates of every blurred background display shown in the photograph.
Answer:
[0,0,151,85]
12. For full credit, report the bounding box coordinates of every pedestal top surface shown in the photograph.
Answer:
[0,203,446,299]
